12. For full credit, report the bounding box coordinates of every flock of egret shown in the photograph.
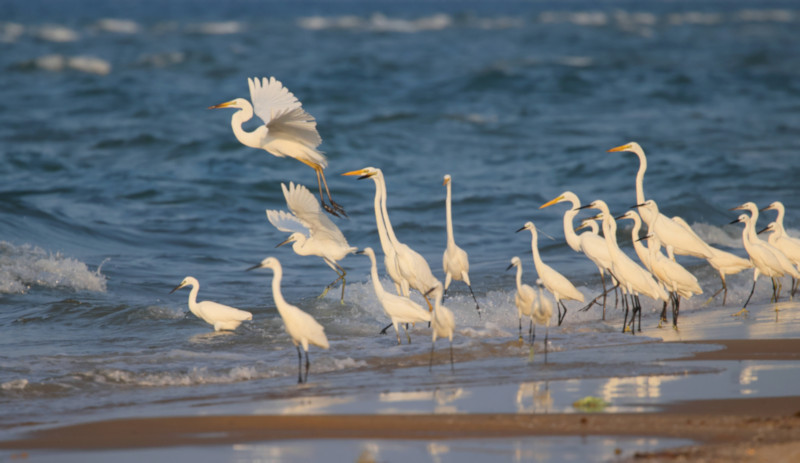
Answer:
[168,76,799,383]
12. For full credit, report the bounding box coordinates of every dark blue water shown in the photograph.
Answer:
[2,0,800,437]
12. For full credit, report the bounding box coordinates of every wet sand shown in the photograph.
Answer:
[3,337,800,461]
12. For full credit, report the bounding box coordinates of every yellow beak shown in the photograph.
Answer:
[539,195,565,209]
[607,143,631,153]
[208,100,236,109]
[342,168,371,177]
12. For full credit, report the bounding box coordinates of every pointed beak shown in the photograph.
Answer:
[208,100,236,110]
[506,263,515,271]
[759,205,774,212]
[443,177,450,186]
[245,263,262,272]
[342,169,371,180]
[276,237,293,248]
[424,286,436,297]
[539,195,564,209]
[730,218,743,225]
[757,226,769,234]
[607,143,631,153]
[169,283,185,294]
[632,203,646,209]
[615,214,626,220]
[575,204,593,211]
[729,205,745,211]
[516,226,526,233]
[635,234,652,243]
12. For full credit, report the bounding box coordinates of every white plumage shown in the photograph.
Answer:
[442,174,480,316]
[170,276,253,332]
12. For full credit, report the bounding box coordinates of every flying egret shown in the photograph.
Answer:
[358,247,432,345]
[580,200,668,333]
[643,234,702,329]
[608,142,713,259]
[517,222,584,326]
[533,278,554,358]
[247,257,329,384]
[210,77,345,216]
[170,276,253,331]
[507,256,537,342]
[442,174,480,317]
[267,182,357,303]
[426,282,456,371]
[343,167,440,311]
[541,191,614,318]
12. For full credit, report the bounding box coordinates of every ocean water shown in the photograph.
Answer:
[2,0,800,441]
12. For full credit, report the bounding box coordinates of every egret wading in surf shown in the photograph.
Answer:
[210,77,345,216]
[267,182,357,303]
[170,276,253,332]
[442,174,480,317]
[247,257,329,384]
[426,282,456,371]
[507,256,537,343]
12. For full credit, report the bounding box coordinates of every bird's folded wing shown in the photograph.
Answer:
[282,182,346,242]
[249,77,322,147]
[266,209,309,236]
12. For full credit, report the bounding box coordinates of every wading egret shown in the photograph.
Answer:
[267,182,357,303]
[359,247,431,345]
[533,278,554,357]
[517,222,584,326]
[426,282,456,371]
[760,222,800,296]
[540,191,614,318]
[247,257,329,384]
[343,167,439,310]
[644,235,702,328]
[170,276,253,331]
[507,256,536,342]
[761,201,800,295]
[210,77,345,216]
[442,174,480,317]
[608,142,713,259]
[733,202,800,287]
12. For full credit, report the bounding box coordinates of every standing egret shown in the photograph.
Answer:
[517,222,584,326]
[761,201,800,295]
[608,142,713,259]
[426,282,456,371]
[507,256,536,342]
[533,278,554,358]
[541,191,614,318]
[247,257,329,384]
[210,77,345,216]
[343,167,439,310]
[442,174,480,317]
[170,276,253,331]
[358,247,431,345]
[267,182,357,303]
[644,235,702,329]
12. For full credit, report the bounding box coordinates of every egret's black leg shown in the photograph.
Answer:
[296,346,303,384]
[304,351,310,384]
[379,322,393,335]
[467,284,481,318]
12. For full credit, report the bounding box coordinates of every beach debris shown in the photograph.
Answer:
[572,396,609,412]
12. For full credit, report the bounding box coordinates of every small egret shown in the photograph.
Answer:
[170,276,253,331]
[267,182,357,303]
[608,142,713,259]
[761,201,800,295]
[359,247,431,345]
[247,257,329,384]
[540,191,615,318]
[575,218,600,235]
[507,256,537,342]
[616,210,652,272]
[442,174,480,317]
[533,278,554,358]
[426,282,456,371]
[210,77,345,216]
[644,235,702,329]
[517,222,584,326]
[760,222,800,296]
[344,167,440,310]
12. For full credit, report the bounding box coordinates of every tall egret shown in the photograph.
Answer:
[533,278,554,358]
[517,222,584,326]
[426,282,456,371]
[170,277,253,331]
[442,174,480,317]
[644,235,702,329]
[343,167,439,310]
[210,77,345,216]
[540,191,614,319]
[247,257,329,384]
[359,247,431,345]
[580,200,668,333]
[730,214,787,316]
[507,256,536,342]
[267,182,357,303]
[608,142,713,259]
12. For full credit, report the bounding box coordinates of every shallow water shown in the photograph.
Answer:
[2,0,800,444]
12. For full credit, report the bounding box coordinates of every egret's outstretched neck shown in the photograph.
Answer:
[186,282,201,317]
[775,204,787,236]
[529,230,543,268]
[371,175,393,256]
[230,102,263,149]
[445,182,455,247]
[366,252,385,297]
[515,264,524,291]
[377,173,401,246]
[562,197,581,252]
[634,147,647,206]
[269,265,289,316]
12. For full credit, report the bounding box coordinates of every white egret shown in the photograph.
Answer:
[247,257,329,384]
[442,174,480,317]
[359,247,432,345]
[644,234,702,329]
[517,222,584,326]
[580,200,668,333]
[506,256,536,342]
[540,191,615,319]
[608,142,713,259]
[616,210,652,271]
[575,218,600,235]
[343,167,440,310]
[267,182,357,303]
[210,77,345,216]
[533,278,554,358]
[760,221,800,296]
[170,276,253,331]
[426,282,456,371]
[730,214,784,315]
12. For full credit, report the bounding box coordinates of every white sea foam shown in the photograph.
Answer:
[1,379,29,391]
[87,365,266,387]
[33,24,79,42]
[0,22,24,43]
[186,21,244,35]
[28,54,111,75]
[298,13,453,33]
[94,18,140,34]
[0,242,107,294]
[736,9,795,23]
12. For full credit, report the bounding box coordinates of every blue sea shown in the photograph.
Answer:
[2,0,800,457]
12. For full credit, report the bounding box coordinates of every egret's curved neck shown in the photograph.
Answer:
[186,282,201,317]
[775,204,787,235]
[366,252,385,298]
[269,265,289,317]
[230,103,263,149]
[291,237,312,257]
[562,200,581,253]
[602,217,620,254]
[529,230,543,268]
[634,148,647,206]
[630,218,649,264]
[515,264,524,291]
[740,222,755,254]
[445,182,456,247]
[371,176,393,256]
[377,173,401,247]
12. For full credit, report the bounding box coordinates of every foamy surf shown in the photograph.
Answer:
[0,242,107,294]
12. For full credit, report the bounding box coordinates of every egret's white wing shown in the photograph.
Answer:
[248,77,322,147]
[266,209,309,236]
[282,182,347,243]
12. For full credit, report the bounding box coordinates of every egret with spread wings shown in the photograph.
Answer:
[267,182,357,303]
[210,77,345,216]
